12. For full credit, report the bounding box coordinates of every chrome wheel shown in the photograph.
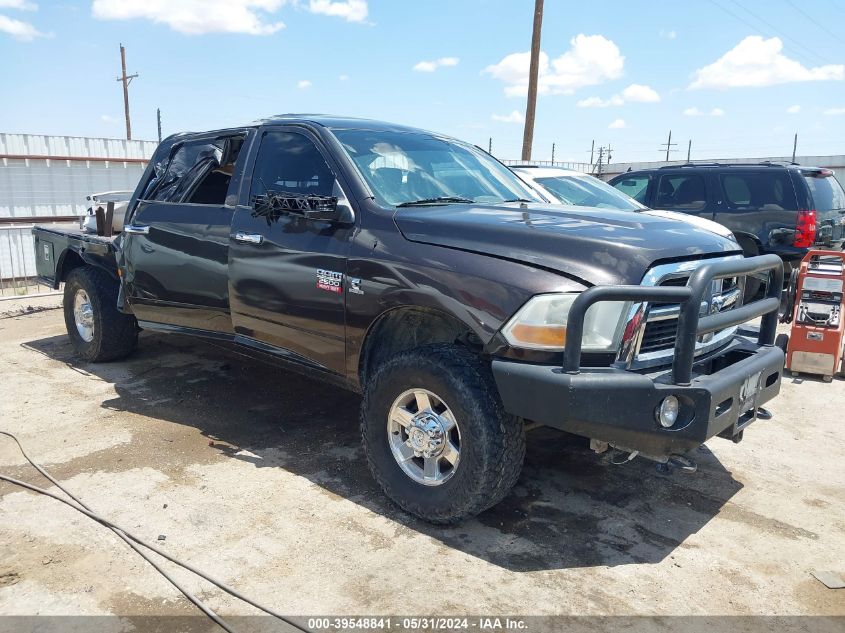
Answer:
[387,388,461,486]
[73,289,94,343]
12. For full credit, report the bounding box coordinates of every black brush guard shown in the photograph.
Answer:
[492,254,786,458]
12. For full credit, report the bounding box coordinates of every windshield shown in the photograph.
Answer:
[331,129,541,207]
[535,174,643,211]
[804,173,845,211]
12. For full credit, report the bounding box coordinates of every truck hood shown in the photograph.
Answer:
[394,203,742,286]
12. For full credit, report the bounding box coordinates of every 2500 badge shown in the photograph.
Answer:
[317,269,343,294]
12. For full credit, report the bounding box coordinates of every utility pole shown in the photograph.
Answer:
[116,44,139,140]
[589,139,595,166]
[551,142,555,165]
[660,130,677,162]
[792,133,798,163]
[488,137,492,154]
[687,139,692,163]
[520,0,544,161]
[156,108,162,143]
[595,146,605,177]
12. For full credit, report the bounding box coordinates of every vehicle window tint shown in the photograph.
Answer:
[612,175,649,204]
[250,131,334,201]
[656,174,707,211]
[147,141,223,202]
[804,173,845,211]
[719,172,797,211]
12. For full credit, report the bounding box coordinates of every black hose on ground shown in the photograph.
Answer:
[0,431,308,633]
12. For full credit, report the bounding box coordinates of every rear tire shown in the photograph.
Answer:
[63,267,137,362]
[361,343,525,524]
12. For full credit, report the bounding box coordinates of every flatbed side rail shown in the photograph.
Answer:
[563,254,784,385]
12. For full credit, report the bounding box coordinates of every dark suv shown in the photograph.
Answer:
[609,163,845,278]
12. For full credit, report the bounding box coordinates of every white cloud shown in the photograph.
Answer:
[308,0,367,23]
[413,57,459,72]
[491,110,524,124]
[484,34,624,97]
[786,104,801,114]
[0,13,45,39]
[690,36,844,89]
[577,95,624,108]
[92,0,286,35]
[824,107,845,115]
[297,79,312,89]
[660,29,677,40]
[608,118,626,129]
[622,83,660,103]
[339,74,349,81]
[0,1,37,10]
[100,114,119,124]
[684,106,725,117]
[577,83,659,108]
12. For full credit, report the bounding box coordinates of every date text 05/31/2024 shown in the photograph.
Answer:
[307,618,528,631]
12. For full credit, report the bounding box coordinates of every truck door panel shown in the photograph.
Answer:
[228,128,353,375]
[123,135,248,332]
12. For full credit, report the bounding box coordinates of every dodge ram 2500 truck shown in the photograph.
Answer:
[33,115,786,524]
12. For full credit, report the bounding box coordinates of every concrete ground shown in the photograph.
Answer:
[0,305,843,627]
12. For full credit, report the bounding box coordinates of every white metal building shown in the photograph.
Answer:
[0,132,156,287]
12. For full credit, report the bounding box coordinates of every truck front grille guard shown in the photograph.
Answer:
[563,255,784,386]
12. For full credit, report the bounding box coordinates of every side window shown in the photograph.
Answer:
[612,175,650,204]
[250,131,335,202]
[656,174,707,211]
[140,137,244,205]
[720,172,798,211]
[145,142,222,202]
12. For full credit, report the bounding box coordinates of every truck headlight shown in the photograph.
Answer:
[501,293,630,352]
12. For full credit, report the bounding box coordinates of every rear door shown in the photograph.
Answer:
[122,131,250,332]
[714,169,799,246]
[798,169,845,248]
[227,126,355,375]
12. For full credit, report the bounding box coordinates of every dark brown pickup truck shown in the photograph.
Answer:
[33,115,786,523]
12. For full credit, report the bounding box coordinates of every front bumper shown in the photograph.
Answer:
[492,254,786,458]
[493,336,784,458]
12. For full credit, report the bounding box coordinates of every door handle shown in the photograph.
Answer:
[124,225,150,234]
[234,232,263,245]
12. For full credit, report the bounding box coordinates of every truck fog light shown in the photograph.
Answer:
[656,396,680,428]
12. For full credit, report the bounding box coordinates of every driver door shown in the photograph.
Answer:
[228,127,355,375]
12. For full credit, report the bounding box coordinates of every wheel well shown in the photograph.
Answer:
[734,233,760,255]
[57,250,85,284]
[358,307,476,385]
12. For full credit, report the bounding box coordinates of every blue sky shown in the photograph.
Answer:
[1,0,843,163]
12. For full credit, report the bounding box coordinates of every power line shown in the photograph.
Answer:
[712,0,829,67]
[784,0,839,42]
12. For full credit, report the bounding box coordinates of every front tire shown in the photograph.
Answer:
[63,267,138,362]
[361,344,525,524]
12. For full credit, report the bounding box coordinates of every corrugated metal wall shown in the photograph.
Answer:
[0,133,156,281]
[0,133,156,219]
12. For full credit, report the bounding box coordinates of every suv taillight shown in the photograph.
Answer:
[793,209,817,247]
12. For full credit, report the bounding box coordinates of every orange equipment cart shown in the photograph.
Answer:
[782,250,845,382]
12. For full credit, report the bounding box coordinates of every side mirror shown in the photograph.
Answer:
[251,181,354,224]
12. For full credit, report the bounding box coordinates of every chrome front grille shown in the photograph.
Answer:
[638,275,740,356]
[617,256,746,369]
